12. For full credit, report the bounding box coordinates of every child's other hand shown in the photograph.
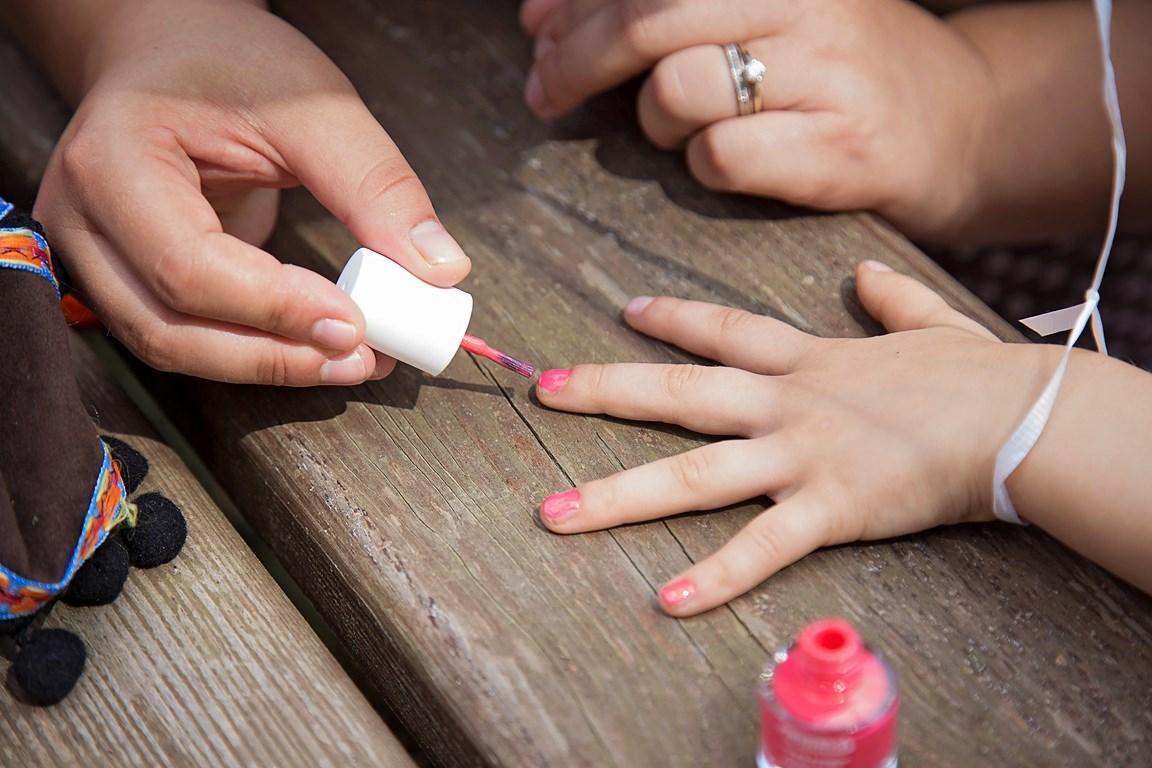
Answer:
[535,262,1058,616]
[519,0,994,239]
[36,0,470,385]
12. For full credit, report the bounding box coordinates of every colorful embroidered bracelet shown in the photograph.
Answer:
[0,226,61,297]
[0,442,132,619]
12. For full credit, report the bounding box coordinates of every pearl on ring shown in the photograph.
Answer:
[723,43,766,115]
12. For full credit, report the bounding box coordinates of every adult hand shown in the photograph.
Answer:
[520,0,994,238]
[35,0,470,384]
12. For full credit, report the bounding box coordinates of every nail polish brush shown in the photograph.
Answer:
[336,247,536,378]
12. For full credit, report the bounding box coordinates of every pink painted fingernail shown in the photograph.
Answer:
[537,368,571,394]
[625,296,654,316]
[540,489,580,522]
[862,260,893,273]
[660,578,696,607]
[311,318,358,350]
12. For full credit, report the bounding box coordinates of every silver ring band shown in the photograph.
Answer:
[723,43,753,116]
[723,43,766,116]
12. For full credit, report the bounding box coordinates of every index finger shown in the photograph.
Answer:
[75,133,366,352]
[623,296,818,375]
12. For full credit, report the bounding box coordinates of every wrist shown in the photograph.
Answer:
[967,343,1067,522]
[15,0,269,105]
[935,3,1111,244]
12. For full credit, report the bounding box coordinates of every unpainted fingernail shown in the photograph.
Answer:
[537,368,571,394]
[368,351,395,380]
[410,221,469,266]
[534,34,555,60]
[862,260,893,273]
[311,318,358,350]
[540,488,580,522]
[660,578,696,607]
[625,296,654,316]
[319,348,370,384]
[525,70,549,114]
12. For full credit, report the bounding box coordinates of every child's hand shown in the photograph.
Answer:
[535,262,1061,616]
[35,0,470,385]
[519,0,995,238]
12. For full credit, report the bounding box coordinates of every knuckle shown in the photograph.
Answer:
[688,131,743,191]
[253,345,292,386]
[617,0,665,56]
[783,175,833,210]
[581,364,608,401]
[661,364,704,400]
[745,518,786,564]
[355,155,425,213]
[821,112,881,165]
[646,58,689,118]
[59,130,104,183]
[670,448,712,495]
[584,475,618,514]
[151,249,201,311]
[123,317,179,373]
[716,306,755,337]
[259,264,295,333]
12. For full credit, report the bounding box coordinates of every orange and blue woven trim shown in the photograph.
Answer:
[0,194,59,296]
[0,227,61,297]
[0,442,131,618]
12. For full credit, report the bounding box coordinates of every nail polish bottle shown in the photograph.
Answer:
[758,618,899,768]
[337,247,473,375]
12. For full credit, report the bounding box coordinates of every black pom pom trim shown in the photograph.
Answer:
[62,539,130,607]
[102,436,150,495]
[8,628,86,706]
[123,493,187,568]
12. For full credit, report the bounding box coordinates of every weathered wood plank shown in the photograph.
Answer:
[4,3,1151,767]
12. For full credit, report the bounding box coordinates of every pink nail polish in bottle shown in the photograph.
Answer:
[758,618,899,768]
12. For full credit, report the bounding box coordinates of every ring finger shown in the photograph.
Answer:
[538,436,798,533]
[637,39,820,149]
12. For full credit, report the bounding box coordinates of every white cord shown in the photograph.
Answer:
[992,0,1126,524]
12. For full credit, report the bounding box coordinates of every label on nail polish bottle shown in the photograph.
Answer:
[758,618,898,768]
[337,247,473,375]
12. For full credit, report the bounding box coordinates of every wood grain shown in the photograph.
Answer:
[3,4,1151,766]
[0,343,414,768]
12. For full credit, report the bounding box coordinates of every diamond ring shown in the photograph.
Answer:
[723,43,765,116]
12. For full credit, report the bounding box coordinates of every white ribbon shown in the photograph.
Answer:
[991,0,1125,524]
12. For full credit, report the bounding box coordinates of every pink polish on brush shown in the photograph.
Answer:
[337,248,535,377]
[758,618,899,768]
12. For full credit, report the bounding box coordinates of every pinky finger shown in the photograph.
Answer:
[658,495,827,617]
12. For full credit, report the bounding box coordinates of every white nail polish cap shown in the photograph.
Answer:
[336,247,473,375]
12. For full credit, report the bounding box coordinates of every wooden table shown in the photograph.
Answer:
[6,0,1152,765]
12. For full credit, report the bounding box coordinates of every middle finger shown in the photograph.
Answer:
[536,362,778,436]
